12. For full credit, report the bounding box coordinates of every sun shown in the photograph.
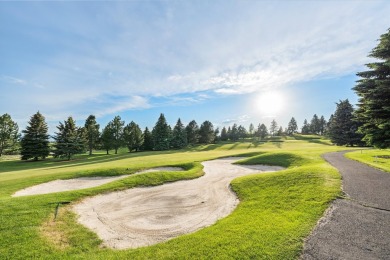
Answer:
[254,91,285,116]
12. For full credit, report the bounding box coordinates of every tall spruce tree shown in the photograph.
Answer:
[21,112,50,161]
[171,118,188,149]
[84,115,100,155]
[230,124,239,141]
[141,127,154,151]
[287,117,298,135]
[152,113,170,150]
[238,125,247,139]
[53,117,86,160]
[248,123,255,137]
[328,99,364,146]
[353,28,390,148]
[310,114,320,134]
[111,116,124,154]
[101,123,115,154]
[301,119,310,134]
[199,120,215,144]
[319,115,327,135]
[270,119,278,136]
[220,127,228,141]
[0,113,19,157]
[123,121,143,152]
[257,123,268,140]
[185,120,199,145]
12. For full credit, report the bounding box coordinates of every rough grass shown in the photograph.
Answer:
[345,149,390,173]
[0,139,351,259]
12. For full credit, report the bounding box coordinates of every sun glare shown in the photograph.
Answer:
[255,91,285,116]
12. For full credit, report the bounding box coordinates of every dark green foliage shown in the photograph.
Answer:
[287,117,298,135]
[301,119,310,134]
[248,123,255,137]
[152,113,171,150]
[20,112,50,161]
[171,118,188,149]
[353,28,390,148]
[229,124,239,141]
[0,114,19,156]
[123,121,143,152]
[141,127,154,151]
[220,127,228,141]
[53,116,86,160]
[199,120,215,144]
[185,120,199,145]
[256,123,268,140]
[101,123,115,154]
[277,126,284,136]
[310,114,320,134]
[214,127,220,142]
[270,119,278,136]
[237,125,247,139]
[111,116,125,154]
[84,115,100,155]
[328,99,364,146]
[319,115,327,135]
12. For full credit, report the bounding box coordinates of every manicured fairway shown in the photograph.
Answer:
[345,149,390,173]
[0,138,352,259]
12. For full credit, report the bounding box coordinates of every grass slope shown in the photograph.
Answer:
[0,138,350,259]
[345,149,390,173]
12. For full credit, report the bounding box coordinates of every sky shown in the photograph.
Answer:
[1,0,390,134]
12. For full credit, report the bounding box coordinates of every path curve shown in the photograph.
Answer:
[72,157,284,249]
[302,151,390,259]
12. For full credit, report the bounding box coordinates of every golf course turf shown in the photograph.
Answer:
[0,137,352,259]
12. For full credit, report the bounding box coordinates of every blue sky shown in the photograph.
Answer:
[1,1,390,133]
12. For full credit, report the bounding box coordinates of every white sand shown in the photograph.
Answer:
[72,158,285,249]
[12,167,183,197]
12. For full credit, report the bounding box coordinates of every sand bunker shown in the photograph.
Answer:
[12,167,183,197]
[72,158,285,249]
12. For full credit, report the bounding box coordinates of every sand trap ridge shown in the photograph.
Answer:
[12,167,183,197]
[72,158,285,249]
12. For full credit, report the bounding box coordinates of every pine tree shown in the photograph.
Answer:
[141,127,154,151]
[171,118,188,149]
[214,127,220,143]
[220,127,228,141]
[230,124,239,141]
[53,116,86,160]
[319,115,327,135]
[257,123,268,140]
[328,99,364,146]
[310,114,320,134]
[84,115,100,155]
[301,119,310,134]
[287,117,298,135]
[277,126,284,136]
[123,121,143,152]
[248,123,255,137]
[353,28,390,148]
[21,112,50,161]
[111,116,124,154]
[270,119,278,136]
[185,120,199,145]
[199,120,215,144]
[0,114,20,157]
[152,113,170,150]
[101,123,115,154]
[238,125,247,139]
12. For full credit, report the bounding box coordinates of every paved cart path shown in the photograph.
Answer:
[302,151,390,260]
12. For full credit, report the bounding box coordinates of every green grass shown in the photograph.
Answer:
[0,139,351,259]
[345,149,390,173]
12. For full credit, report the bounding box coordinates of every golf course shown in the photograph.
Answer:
[0,136,368,259]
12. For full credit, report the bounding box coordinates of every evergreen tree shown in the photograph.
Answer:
[287,117,298,135]
[214,127,220,143]
[227,126,232,140]
[328,99,364,146]
[199,120,215,144]
[353,28,390,148]
[319,115,327,135]
[310,114,320,134]
[238,125,247,139]
[21,112,50,161]
[230,124,239,141]
[84,115,100,155]
[101,123,115,154]
[53,116,86,160]
[301,119,310,134]
[185,120,199,145]
[152,113,170,150]
[270,119,278,136]
[111,116,124,154]
[123,121,143,152]
[0,113,19,157]
[277,126,284,136]
[220,126,228,141]
[171,118,188,149]
[257,123,268,140]
[141,127,154,151]
[248,123,255,137]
